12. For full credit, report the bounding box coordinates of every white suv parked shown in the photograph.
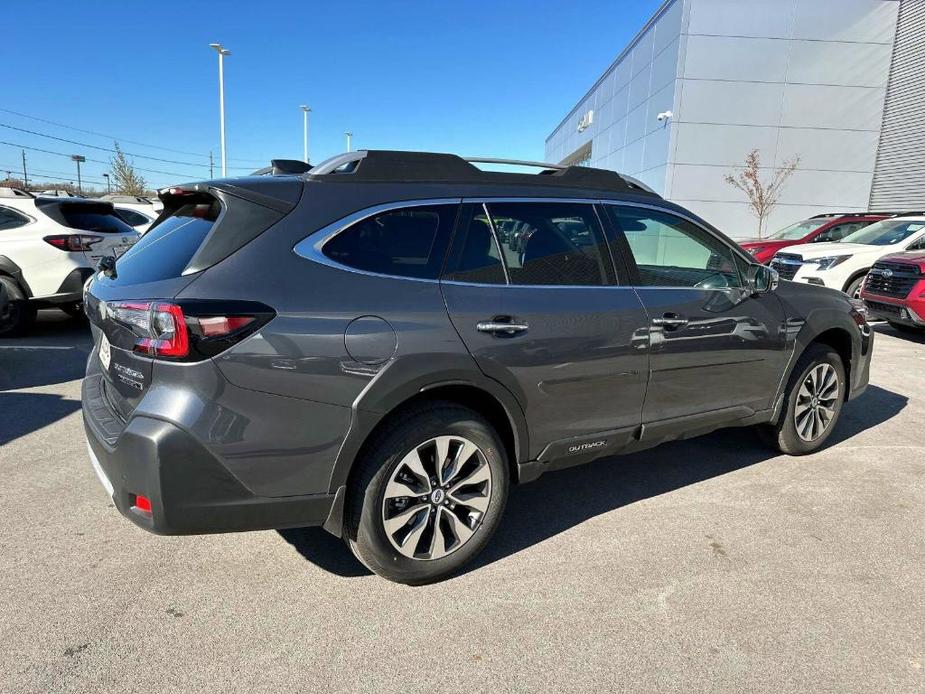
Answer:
[770,215,925,297]
[0,189,140,336]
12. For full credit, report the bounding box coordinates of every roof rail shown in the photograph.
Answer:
[464,157,566,171]
[887,210,925,217]
[303,150,659,196]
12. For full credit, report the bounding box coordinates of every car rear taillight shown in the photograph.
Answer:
[105,300,272,361]
[134,303,190,358]
[43,234,104,252]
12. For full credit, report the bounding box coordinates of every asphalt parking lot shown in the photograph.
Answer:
[0,312,923,693]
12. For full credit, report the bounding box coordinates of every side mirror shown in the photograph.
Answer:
[746,264,778,294]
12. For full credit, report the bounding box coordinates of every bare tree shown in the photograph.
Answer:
[724,149,799,238]
[110,142,147,195]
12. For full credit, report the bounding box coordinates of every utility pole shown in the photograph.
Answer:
[71,154,86,195]
[209,150,214,179]
[345,131,352,152]
[21,149,28,187]
[209,43,231,176]
[300,105,311,163]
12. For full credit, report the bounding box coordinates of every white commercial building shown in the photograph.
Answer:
[544,0,924,238]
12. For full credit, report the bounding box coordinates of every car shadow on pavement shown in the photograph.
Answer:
[279,385,906,580]
[0,392,83,446]
[873,321,925,344]
[0,313,90,391]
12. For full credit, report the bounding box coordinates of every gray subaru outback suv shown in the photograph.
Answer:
[82,150,873,584]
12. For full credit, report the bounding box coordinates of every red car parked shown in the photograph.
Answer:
[739,213,891,264]
[861,249,925,333]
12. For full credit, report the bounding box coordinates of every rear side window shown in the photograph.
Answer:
[323,205,456,279]
[485,202,614,286]
[111,201,219,284]
[443,205,506,284]
[58,203,135,234]
[116,208,152,227]
[0,206,30,231]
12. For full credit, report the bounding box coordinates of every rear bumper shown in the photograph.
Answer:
[82,377,337,535]
[30,268,94,307]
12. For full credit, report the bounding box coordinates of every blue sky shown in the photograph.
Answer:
[1,0,661,190]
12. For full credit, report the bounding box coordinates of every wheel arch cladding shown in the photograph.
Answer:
[810,327,853,391]
[336,382,526,496]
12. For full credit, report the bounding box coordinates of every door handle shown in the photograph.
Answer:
[477,320,529,336]
[651,314,689,330]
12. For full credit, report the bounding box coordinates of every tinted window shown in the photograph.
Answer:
[0,206,30,231]
[609,206,742,289]
[814,221,870,242]
[443,205,506,284]
[59,203,135,234]
[323,205,455,279]
[110,201,219,284]
[484,202,614,286]
[842,219,925,246]
[116,208,152,227]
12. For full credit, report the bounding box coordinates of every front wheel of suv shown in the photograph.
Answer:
[345,402,509,585]
[757,343,846,455]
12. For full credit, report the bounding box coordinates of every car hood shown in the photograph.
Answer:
[779,242,876,258]
[877,250,925,271]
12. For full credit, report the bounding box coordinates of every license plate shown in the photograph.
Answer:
[99,333,111,370]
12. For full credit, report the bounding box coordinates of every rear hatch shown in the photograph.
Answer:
[85,178,301,418]
[35,197,139,264]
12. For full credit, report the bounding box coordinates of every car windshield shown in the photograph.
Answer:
[841,219,925,246]
[767,220,828,240]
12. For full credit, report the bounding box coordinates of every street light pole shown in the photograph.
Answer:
[300,105,311,163]
[70,154,86,195]
[209,43,231,176]
[103,173,111,194]
[345,131,352,152]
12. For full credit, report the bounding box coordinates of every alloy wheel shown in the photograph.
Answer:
[794,363,840,442]
[381,435,492,560]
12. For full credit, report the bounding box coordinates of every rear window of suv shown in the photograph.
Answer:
[110,201,220,284]
[59,203,135,234]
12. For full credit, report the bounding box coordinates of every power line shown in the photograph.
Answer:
[0,122,231,169]
[0,106,266,164]
[0,141,201,180]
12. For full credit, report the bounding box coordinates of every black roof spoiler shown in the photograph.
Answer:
[304,150,660,196]
[250,159,313,176]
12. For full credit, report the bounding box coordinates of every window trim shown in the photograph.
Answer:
[293,198,462,283]
[293,196,750,290]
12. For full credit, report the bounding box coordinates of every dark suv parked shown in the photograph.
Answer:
[82,151,873,584]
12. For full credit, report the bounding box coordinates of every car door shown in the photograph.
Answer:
[604,204,788,425]
[441,200,650,461]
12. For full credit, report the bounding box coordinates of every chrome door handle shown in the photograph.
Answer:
[477,321,529,335]
[651,316,689,330]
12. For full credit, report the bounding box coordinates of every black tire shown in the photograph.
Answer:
[0,276,36,338]
[345,401,509,585]
[757,343,846,455]
[844,274,865,299]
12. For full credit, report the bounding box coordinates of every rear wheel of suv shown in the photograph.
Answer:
[757,343,845,455]
[345,402,509,585]
[0,276,36,338]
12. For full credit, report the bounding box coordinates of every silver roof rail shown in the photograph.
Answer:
[307,151,369,176]
[464,157,566,171]
[618,173,655,194]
